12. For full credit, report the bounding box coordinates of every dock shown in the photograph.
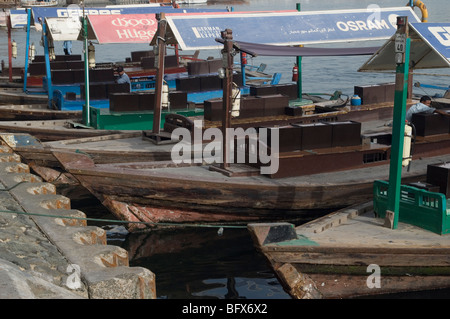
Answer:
[248,201,450,299]
[0,144,156,299]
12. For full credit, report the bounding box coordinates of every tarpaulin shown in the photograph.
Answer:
[359,22,450,71]
[216,39,380,57]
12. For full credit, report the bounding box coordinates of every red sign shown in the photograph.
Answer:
[88,14,158,44]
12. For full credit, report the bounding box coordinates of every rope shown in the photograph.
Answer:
[0,208,248,229]
[0,181,27,191]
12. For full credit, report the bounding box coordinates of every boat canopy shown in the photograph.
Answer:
[151,7,420,51]
[38,7,226,43]
[9,9,27,28]
[76,13,159,44]
[216,39,380,57]
[30,6,227,36]
[359,22,450,71]
[30,6,227,25]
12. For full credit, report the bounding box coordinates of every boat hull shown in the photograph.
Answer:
[52,146,450,231]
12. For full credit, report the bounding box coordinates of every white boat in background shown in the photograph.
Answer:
[105,3,167,7]
[177,0,207,3]
[20,0,58,7]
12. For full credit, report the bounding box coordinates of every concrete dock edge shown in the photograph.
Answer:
[0,146,156,299]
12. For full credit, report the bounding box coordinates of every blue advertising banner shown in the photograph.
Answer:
[411,23,450,61]
[31,6,228,25]
[166,7,421,50]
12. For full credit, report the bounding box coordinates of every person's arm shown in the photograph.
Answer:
[434,109,450,116]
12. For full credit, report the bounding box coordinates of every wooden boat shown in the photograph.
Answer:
[50,110,450,231]
[0,87,49,104]
[20,0,58,7]
[0,119,140,141]
[248,198,450,299]
[0,103,80,120]
[0,96,400,179]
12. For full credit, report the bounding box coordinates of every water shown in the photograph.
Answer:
[3,0,450,300]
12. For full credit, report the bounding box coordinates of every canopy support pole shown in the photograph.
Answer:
[7,13,12,82]
[145,12,172,144]
[296,3,302,100]
[42,20,53,108]
[291,3,311,106]
[221,29,233,170]
[384,16,410,230]
[82,11,90,126]
[23,9,31,92]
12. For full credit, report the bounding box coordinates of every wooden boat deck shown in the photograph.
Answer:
[0,87,48,104]
[296,206,450,249]
[248,202,450,298]
[0,120,140,141]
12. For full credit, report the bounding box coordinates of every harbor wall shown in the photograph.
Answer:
[0,143,156,299]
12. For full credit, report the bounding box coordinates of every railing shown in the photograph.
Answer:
[373,180,450,235]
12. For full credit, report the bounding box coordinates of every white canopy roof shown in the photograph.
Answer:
[359,22,450,71]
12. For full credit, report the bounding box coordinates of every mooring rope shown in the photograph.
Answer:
[0,208,248,229]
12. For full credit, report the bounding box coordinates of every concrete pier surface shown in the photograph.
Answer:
[0,145,156,299]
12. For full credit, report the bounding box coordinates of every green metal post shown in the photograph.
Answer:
[82,15,90,126]
[384,17,410,229]
[296,3,302,100]
[23,9,31,92]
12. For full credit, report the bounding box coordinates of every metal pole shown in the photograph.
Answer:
[42,20,53,108]
[221,29,233,169]
[23,8,31,92]
[384,16,410,229]
[240,51,246,86]
[82,12,90,126]
[296,3,302,100]
[7,13,12,82]
[152,12,167,135]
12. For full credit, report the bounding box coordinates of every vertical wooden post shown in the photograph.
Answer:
[221,29,233,169]
[384,16,410,229]
[152,12,167,135]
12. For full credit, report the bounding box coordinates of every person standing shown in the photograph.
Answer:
[63,41,72,55]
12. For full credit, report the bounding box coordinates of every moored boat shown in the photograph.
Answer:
[20,0,58,7]
[248,197,450,298]
[50,113,450,231]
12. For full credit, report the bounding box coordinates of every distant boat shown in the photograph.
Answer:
[20,0,58,7]
[176,0,207,3]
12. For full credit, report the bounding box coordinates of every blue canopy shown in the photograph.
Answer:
[162,7,421,50]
